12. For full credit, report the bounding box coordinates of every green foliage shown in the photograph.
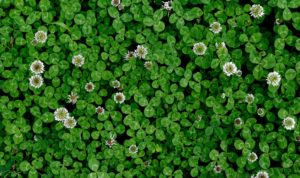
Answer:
[0,0,299,177]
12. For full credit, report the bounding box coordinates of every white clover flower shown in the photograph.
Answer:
[112,80,120,89]
[111,0,121,7]
[213,165,221,173]
[223,62,237,76]
[30,60,45,74]
[64,116,77,129]
[67,92,79,105]
[215,42,226,49]
[250,4,264,18]
[85,82,95,92]
[114,92,125,104]
[106,138,117,148]
[234,118,243,126]
[72,54,85,67]
[193,42,207,56]
[257,108,265,117]
[248,152,258,163]
[282,117,296,130]
[266,71,281,87]
[29,75,44,88]
[162,1,172,11]
[245,94,255,104]
[236,70,242,77]
[144,61,152,70]
[96,106,105,115]
[124,51,135,60]
[255,171,269,178]
[54,107,69,122]
[34,31,47,43]
[210,22,222,34]
[134,45,148,59]
[129,144,138,154]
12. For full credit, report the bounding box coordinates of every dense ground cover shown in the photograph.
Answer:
[0,0,300,177]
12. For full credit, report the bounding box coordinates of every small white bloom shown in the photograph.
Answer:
[111,0,121,7]
[134,45,148,59]
[255,171,269,178]
[248,152,258,163]
[257,108,265,117]
[245,94,255,104]
[234,118,243,126]
[223,62,237,76]
[85,82,95,92]
[210,22,222,34]
[266,71,281,87]
[236,70,242,76]
[64,116,77,128]
[144,61,152,70]
[129,144,138,154]
[124,51,135,60]
[30,60,45,74]
[67,92,79,105]
[162,1,172,11]
[215,42,226,49]
[112,80,121,89]
[29,75,44,88]
[250,4,264,18]
[275,18,281,25]
[114,92,125,104]
[54,107,69,122]
[106,138,117,148]
[96,106,105,115]
[34,31,47,43]
[72,54,85,67]
[193,42,207,56]
[282,117,296,130]
[213,165,221,173]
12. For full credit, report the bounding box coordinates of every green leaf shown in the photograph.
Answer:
[172,0,184,16]
[183,8,203,21]
[88,157,99,171]
[259,154,270,169]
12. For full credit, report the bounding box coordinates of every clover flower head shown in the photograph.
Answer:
[54,107,69,122]
[223,62,237,76]
[193,42,207,56]
[144,61,153,70]
[29,75,44,88]
[213,165,222,173]
[162,1,172,11]
[248,152,258,163]
[129,144,138,154]
[250,4,264,18]
[114,92,125,104]
[30,60,45,74]
[67,92,79,105]
[134,45,148,59]
[215,42,226,49]
[106,138,117,148]
[210,22,222,34]
[295,135,300,142]
[245,94,255,104]
[72,54,85,67]
[64,116,77,129]
[96,106,105,115]
[111,0,121,7]
[235,70,242,77]
[282,117,296,130]
[266,71,281,87]
[112,80,121,89]
[255,171,269,178]
[234,117,243,126]
[257,108,265,117]
[124,51,135,60]
[34,31,47,43]
[85,82,95,92]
